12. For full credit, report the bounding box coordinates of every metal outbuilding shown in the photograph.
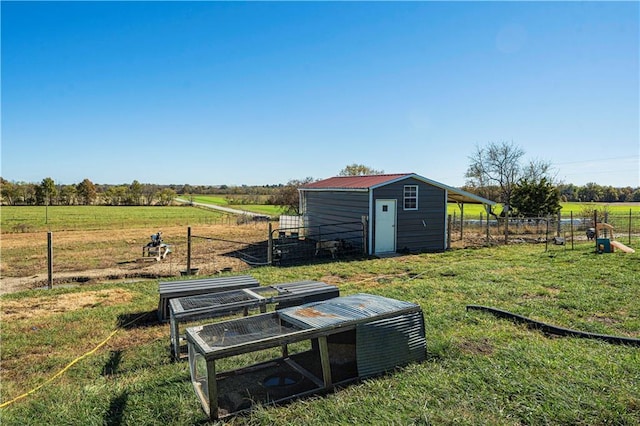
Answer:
[299,173,496,255]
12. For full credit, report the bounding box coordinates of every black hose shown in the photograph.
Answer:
[466,305,640,347]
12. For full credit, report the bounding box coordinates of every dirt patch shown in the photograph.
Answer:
[458,337,494,355]
[1,288,133,321]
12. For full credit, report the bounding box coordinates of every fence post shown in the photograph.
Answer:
[47,231,53,289]
[594,211,598,252]
[186,226,192,275]
[570,211,574,250]
[268,223,273,265]
[556,211,561,237]
[629,209,632,245]
[545,217,549,252]
[447,215,452,249]
[460,204,464,240]
[504,212,509,245]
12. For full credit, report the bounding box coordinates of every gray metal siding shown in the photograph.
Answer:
[302,190,369,240]
[356,312,427,377]
[373,178,446,252]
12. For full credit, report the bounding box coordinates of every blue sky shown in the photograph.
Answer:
[2,1,638,188]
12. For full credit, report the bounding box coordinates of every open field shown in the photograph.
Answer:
[448,201,640,218]
[1,205,232,233]
[189,195,285,216]
[2,204,639,294]
[1,242,639,425]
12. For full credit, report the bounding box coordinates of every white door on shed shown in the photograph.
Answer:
[374,199,396,253]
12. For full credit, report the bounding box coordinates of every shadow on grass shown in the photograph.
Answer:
[117,310,159,329]
[102,350,123,376]
[105,390,128,426]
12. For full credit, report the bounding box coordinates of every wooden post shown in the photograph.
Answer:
[267,222,273,265]
[47,231,53,289]
[556,211,561,237]
[318,336,333,388]
[206,359,218,420]
[453,211,456,240]
[484,212,490,246]
[186,226,192,275]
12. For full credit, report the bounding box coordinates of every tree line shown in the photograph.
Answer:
[1,155,638,209]
[0,177,288,206]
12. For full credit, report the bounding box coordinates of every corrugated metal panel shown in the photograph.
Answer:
[279,293,419,329]
[302,174,412,190]
[356,312,426,377]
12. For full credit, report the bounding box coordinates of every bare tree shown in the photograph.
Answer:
[465,141,551,215]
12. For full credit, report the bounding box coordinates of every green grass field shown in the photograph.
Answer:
[3,201,637,234]
[189,195,285,216]
[1,205,229,232]
[447,201,640,218]
[1,243,639,425]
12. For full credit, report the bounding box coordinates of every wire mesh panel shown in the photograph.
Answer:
[158,275,260,321]
[175,290,258,313]
[194,315,304,349]
[169,281,339,360]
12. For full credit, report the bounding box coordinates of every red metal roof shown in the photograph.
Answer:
[302,174,413,189]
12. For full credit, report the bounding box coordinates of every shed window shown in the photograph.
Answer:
[404,185,418,210]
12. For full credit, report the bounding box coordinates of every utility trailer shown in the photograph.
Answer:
[185,293,426,420]
[168,280,339,360]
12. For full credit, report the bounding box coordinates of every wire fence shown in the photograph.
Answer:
[449,210,640,250]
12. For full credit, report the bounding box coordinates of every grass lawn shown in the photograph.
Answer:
[1,243,639,425]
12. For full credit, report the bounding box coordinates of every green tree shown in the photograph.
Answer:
[104,186,128,206]
[0,178,19,205]
[577,182,603,202]
[156,188,177,206]
[142,184,160,206]
[36,177,57,206]
[76,178,97,205]
[511,177,561,217]
[269,177,315,215]
[59,185,78,205]
[338,164,384,176]
[127,180,143,205]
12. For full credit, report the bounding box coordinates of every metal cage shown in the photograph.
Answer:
[185,293,426,420]
[169,280,339,360]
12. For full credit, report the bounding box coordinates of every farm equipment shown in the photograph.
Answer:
[141,231,172,261]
